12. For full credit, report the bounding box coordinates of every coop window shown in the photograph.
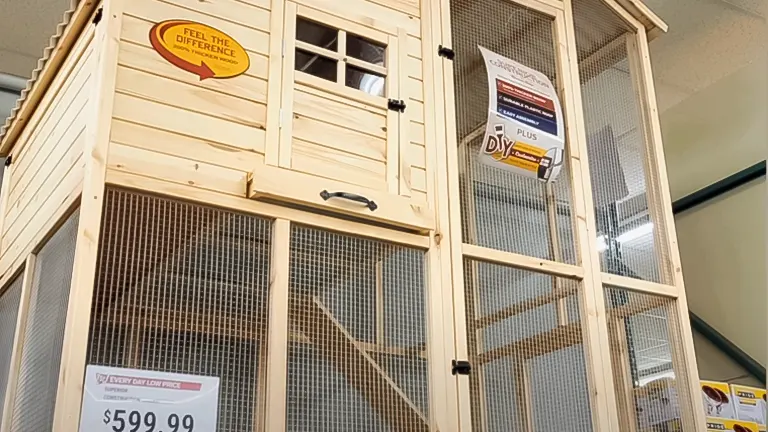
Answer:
[294,17,387,98]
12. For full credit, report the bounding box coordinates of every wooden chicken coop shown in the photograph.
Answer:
[0,0,709,430]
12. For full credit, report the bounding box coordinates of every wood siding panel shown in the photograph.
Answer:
[0,30,94,281]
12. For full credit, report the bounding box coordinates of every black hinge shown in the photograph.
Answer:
[452,360,471,376]
[387,99,406,113]
[4,156,12,167]
[92,7,104,25]
[438,45,455,60]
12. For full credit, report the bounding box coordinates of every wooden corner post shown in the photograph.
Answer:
[557,1,622,430]
[51,0,124,430]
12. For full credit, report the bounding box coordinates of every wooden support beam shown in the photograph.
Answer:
[477,322,583,365]
[475,283,580,328]
[0,255,36,432]
[292,295,429,432]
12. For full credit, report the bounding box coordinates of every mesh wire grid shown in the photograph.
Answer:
[465,259,592,432]
[604,286,695,431]
[0,275,23,420]
[86,189,272,432]
[572,0,672,283]
[450,0,577,265]
[287,225,429,432]
[10,209,79,432]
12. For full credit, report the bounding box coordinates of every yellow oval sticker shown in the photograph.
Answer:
[149,20,249,80]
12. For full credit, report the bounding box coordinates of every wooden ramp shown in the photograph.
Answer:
[291,295,430,432]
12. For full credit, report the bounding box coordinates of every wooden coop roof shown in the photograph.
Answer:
[0,0,99,157]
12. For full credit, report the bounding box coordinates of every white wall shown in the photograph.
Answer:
[674,179,766,369]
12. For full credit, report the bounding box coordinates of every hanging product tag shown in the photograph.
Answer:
[478,46,565,182]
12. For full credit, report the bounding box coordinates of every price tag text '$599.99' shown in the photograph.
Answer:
[102,409,195,432]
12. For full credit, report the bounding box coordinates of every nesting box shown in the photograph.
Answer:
[0,0,709,431]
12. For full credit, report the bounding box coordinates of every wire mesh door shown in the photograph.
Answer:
[287,225,430,431]
[445,0,599,431]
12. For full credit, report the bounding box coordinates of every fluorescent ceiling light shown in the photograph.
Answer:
[595,222,654,253]
[616,222,654,243]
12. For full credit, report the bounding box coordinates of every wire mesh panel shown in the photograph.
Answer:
[86,189,272,432]
[464,259,593,432]
[10,209,79,432]
[287,225,429,431]
[450,0,577,264]
[604,287,694,431]
[0,275,23,420]
[572,0,671,283]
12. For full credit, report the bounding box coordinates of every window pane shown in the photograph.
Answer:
[347,34,386,66]
[296,50,337,82]
[296,17,338,51]
[0,275,23,421]
[346,65,385,97]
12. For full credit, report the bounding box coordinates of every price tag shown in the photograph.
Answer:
[79,365,220,432]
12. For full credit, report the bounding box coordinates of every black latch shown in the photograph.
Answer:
[387,99,406,113]
[452,360,471,376]
[4,156,11,167]
[438,45,455,60]
[92,7,104,25]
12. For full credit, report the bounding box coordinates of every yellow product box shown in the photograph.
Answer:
[707,417,760,432]
[731,385,767,426]
[703,381,736,419]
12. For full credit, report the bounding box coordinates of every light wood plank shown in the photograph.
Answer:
[556,4,620,430]
[388,32,402,195]
[7,79,90,210]
[408,100,425,124]
[407,77,424,103]
[248,164,434,232]
[295,2,399,39]
[409,121,424,146]
[118,42,269,102]
[407,56,423,80]
[239,0,271,10]
[631,27,707,430]
[475,282,580,329]
[109,143,248,196]
[292,114,386,162]
[4,128,86,236]
[463,243,585,279]
[9,45,92,192]
[408,142,426,169]
[116,66,266,128]
[0,179,83,285]
[155,0,270,32]
[407,35,421,59]
[365,0,420,17]
[277,1,297,168]
[478,322,583,364]
[410,166,427,193]
[1,148,85,257]
[109,119,265,171]
[291,138,387,191]
[295,80,386,115]
[124,0,270,55]
[51,2,124,426]
[0,255,36,432]
[262,219,291,432]
[432,0,468,427]
[112,92,266,152]
[296,71,387,109]
[601,273,678,298]
[292,295,429,431]
[108,170,430,248]
[119,16,270,79]
[264,0,286,166]
[0,1,98,156]
[293,87,387,139]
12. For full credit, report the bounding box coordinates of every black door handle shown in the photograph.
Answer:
[319,190,378,211]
